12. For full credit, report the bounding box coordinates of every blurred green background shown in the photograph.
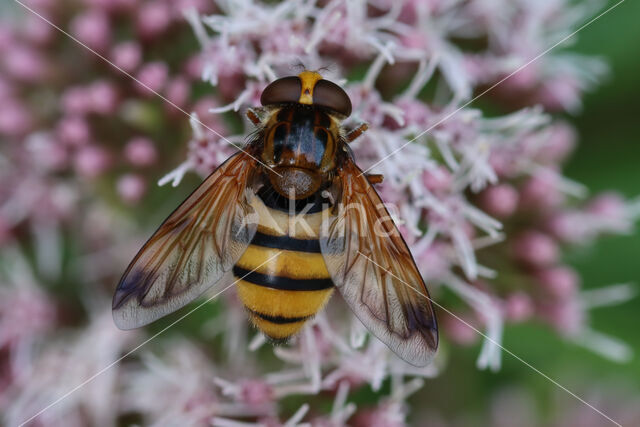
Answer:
[413,0,640,423]
[567,0,640,379]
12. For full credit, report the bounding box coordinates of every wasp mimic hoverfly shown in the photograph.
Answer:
[113,71,438,366]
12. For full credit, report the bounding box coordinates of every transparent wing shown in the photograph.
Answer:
[113,152,258,329]
[321,160,438,366]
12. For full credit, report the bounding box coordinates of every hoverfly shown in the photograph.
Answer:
[113,71,438,366]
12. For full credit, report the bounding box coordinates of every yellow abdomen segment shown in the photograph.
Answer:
[234,195,334,341]
[237,280,333,339]
[237,245,329,280]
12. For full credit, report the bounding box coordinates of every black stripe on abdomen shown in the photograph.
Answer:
[248,309,312,324]
[233,266,333,291]
[251,231,321,253]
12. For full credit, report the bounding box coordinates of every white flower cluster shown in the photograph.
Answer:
[168,0,633,377]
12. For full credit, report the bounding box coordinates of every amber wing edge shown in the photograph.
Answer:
[320,159,438,366]
[112,152,258,330]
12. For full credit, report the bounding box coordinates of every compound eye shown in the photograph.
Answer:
[260,76,302,106]
[313,79,352,117]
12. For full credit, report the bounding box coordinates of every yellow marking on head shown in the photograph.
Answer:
[236,245,330,279]
[298,70,323,105]
[248,314,307,339]
[236,280,334,318]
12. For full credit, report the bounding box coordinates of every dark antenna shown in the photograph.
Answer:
[290,60,335,75]
[291,59,307,72]
[317,63,335,74]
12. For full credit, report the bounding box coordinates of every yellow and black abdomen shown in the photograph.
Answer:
[234,190,334,341]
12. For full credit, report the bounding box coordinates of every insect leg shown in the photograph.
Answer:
[366,174,384,184]
[246,108,262,126]
[345,123,369,143]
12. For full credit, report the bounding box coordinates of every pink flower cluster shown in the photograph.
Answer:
[1,0,638,426]
[176,0,637,372]
[0,0,216,222]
